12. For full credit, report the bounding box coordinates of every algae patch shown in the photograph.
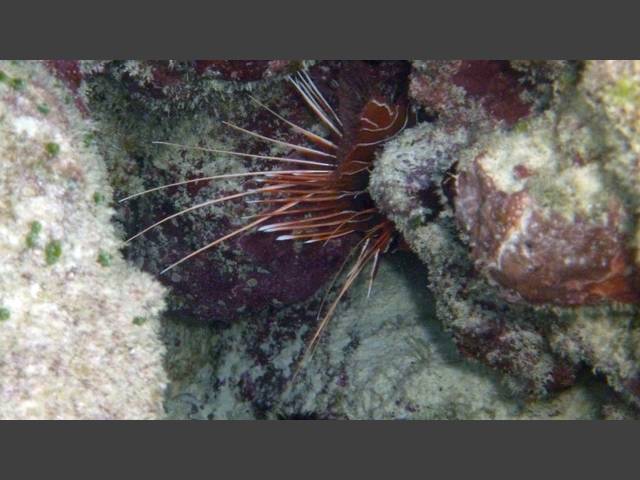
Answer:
[45,239,62,265]
[25,221,42,249]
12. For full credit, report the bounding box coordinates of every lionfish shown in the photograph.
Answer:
[122,61,410,362]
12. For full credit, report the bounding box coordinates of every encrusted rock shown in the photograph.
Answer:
[82,61,353,325]
[370,123,576,397]
[0,60,167,419]
[455,121,639,305]
[372,60,640,410]
[164,254,617,419]
[410,60,535,129]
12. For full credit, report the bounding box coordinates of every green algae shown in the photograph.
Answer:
[9,77,25,91]
[607,76,640,105]
[37,103,50,115]
[25,221,42,248]
[97,250,112,267]
[44,142,60,157]
[45,240,62,265]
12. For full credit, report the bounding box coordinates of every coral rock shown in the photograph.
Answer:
[452,69,640,306]
[371,122,575,397]
[456,154,639,305]
[409,60,534,128]
[83,61,353,324]
[193,60,297,81]
[0,61,167,419]
[374,61,640,411]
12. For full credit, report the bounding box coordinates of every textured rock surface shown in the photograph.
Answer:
[82,60,353,326]
[410,60,538,129]
[580,61,640,270]
[549,304,639,409]
[370,123,571,397]
[164,253,618,419]
[0,61,167,419]
[455,114,638,305]
[371,60,640,410]
[52,59,639,419]
[76,60,306,114]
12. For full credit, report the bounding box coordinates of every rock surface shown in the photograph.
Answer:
[164,254,617,419]
[13,59,636,419]
[81,60,353,326]
[0,61,167,419]
[371,60,640,409]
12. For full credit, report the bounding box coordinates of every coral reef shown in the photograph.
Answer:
[40,59,638,419]
[0,61,167,419]
[76,60,305,114]
[80,60,355,325]
[192,60,300,81]
[371,60,640,409]
[410,60,534,129]
[164,253,621,419]
[370,123,574,397]
[455,113,638,305]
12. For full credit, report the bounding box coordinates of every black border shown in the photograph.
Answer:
[1,421,636,475]
[1,0,638,475]
[1,1,639,58]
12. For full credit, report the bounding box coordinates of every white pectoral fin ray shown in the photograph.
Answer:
[248,95,338,151]
[119,170,325,202]
[126,185,292,244]
[152,141,333,167]
[222,122,336,159]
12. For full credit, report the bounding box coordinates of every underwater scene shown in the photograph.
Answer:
[0,60,639,419]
